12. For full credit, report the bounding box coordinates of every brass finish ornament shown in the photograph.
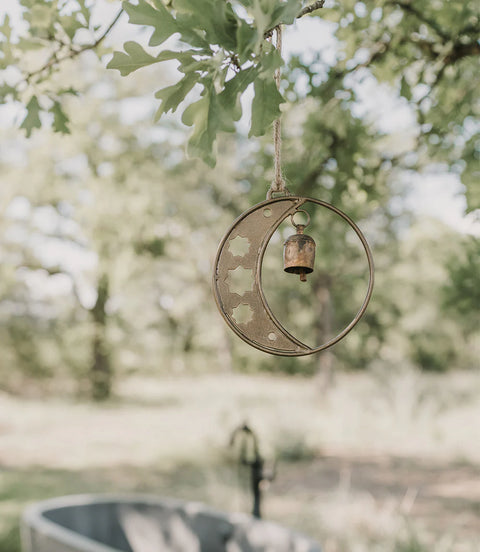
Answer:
[212,27,374,356]
[283,211,316,282]
[212,196,374,357]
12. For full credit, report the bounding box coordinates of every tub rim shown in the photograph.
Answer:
[21,493,320,551]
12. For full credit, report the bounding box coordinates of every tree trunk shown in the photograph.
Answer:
[220,327,233,372]
[90,273,112,401]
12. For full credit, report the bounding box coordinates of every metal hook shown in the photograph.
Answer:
[266,186,291,200]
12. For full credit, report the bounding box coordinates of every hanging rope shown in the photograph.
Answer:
[267,25,289,199]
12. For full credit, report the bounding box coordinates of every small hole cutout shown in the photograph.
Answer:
[268,332,277,341]
[228,235,251,257]
[263,208,272,218]
[226,266,254,296]
[232,304,254,325]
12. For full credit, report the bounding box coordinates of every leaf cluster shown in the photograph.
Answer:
[1,0,105,136]
[321,0,480,211]
[107,0,304,165]
[442,236,480,327]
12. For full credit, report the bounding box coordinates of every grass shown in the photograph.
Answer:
[1,369,480,551]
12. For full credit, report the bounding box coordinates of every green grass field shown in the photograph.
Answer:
[1,370,480,552]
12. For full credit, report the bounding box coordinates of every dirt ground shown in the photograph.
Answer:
[1,371,480,551]
[271,454,480,546]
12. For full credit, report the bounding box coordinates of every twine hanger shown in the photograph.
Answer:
[267,25,290,199]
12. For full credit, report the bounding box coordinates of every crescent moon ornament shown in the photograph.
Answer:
[212,196,374,357]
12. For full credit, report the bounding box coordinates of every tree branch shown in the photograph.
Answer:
[419,40,480,99]
[386,1,449,40]
[298,0,326,18]
[446,41,480,63]
[458,21,480,38]
[25,9,123,84]
[264,1,326,38]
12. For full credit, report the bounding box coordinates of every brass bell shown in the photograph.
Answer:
[283,224,316,282]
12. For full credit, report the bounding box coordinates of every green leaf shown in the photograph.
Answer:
[236,19,257,63]
[182,86,218,166]
[176,56,213,74]
[50,101,70,134]
[108,45,202,77]
[16,37,45,51]
[107,41,159,76]
[0,14,11,40]
[258,48,283,77]
[400,75,412,101]
[0,83,18,102]
[465,177,480,212]
[462,152,480,213]
[122,0,178,47]
[77,0,91,26]
[249,76,284,137]
[0,15,14,66]
[218,66,258,124]
[269,0,301,28]
[173,0,238,49]
[250,0,301,44]
[27,4,54,33]
[0,43,14,67]
[59,14,85,40]
[58,87,79,96]
[172,18,211,49]
[154,72,200,121]
[156,49,199,64]
[250,0,275,37]
[20,96,42,137]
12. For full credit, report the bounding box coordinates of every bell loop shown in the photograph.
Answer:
[290,209,311,230]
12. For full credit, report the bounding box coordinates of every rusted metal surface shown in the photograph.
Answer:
[212,196,374,356]
[283,223,316,282]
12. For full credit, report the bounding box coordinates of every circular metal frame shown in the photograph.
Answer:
[213,196,374,356]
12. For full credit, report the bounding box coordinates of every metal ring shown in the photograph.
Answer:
[213,196,374,356]
[290,209,311,229]
[297,197,375,354]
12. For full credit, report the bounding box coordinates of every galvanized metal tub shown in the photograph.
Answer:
[22,494,321,552]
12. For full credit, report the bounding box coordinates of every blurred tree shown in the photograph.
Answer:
[0,1,478,397]
[234,50,406,382]
[0,60,247,398]
[1,1,479,210]
[386,220,478,372]
[322,0,480,213]
[442,235,480,344]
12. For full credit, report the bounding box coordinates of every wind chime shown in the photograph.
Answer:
[213,26,374,356]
